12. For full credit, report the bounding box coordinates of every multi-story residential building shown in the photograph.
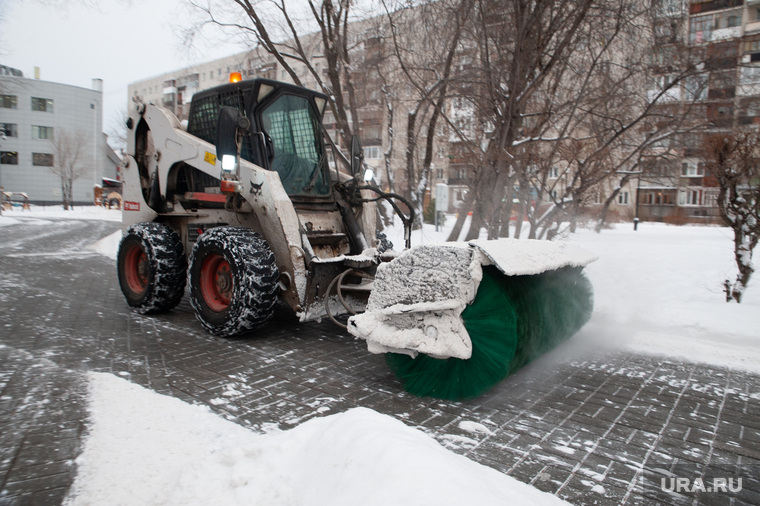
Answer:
[636,0,760,224]
[0,66,120,204]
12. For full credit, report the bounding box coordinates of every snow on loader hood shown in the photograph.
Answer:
[347,238,598,360]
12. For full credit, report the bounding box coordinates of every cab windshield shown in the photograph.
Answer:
[260,94,330,197]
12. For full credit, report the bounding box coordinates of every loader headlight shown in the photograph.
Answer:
[221,154,237,173]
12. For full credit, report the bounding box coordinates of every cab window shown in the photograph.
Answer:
[260,94,330,197]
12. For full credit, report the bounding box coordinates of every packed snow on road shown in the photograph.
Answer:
[2,206,758,505]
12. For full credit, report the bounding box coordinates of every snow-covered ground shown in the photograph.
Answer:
[386,214,760,375]
[0,205,122,226]
[3,205,759,505]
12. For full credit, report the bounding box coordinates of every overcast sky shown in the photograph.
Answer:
[1,0,246,141]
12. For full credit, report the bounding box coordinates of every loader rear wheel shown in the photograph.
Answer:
[117,222,186,313]
[189,227,279,337]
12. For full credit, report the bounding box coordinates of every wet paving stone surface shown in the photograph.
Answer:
[1,218,759,505]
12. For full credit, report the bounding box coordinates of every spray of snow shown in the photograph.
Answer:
[87,231,121,260]
[66,373,569,506]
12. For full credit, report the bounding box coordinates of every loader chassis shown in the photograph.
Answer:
[119,79,379,334]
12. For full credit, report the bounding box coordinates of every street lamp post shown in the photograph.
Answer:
[92,101,98,190]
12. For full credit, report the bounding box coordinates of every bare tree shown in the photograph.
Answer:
[49,130,88,210]
[444,0,704,241]
[381,0,471,217]
[702,129,760,303]
[189,0,380,152]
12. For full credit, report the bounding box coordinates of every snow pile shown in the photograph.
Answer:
[67,373,568,506]
[570,223,760,373]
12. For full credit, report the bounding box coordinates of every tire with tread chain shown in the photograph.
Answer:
[188,227,279,337]
[117,222,187,313]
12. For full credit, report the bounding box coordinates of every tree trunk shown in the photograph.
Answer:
[596,185,624,233]
[729,231,757,303]
[446,187,476,242]
[405,110,417,205]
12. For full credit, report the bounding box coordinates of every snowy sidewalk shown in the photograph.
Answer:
[0,212,759,505]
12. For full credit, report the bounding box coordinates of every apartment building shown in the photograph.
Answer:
[638,0,760,223]
[0,66,120,204]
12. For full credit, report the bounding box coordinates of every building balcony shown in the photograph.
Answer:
[745,20,760,34]
[712,26,742,41]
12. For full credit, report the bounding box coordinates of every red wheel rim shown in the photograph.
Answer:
[200,253,232,313]
[124,243,149,296]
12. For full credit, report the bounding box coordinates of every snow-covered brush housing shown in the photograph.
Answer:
[348,238,598,400]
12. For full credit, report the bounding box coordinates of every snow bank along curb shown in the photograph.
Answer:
[66,373,569,506]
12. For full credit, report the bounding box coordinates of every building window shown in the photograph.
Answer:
[31,97,54,112]
[679,189,701,206]
[32,153,54,166]
[362,126,381,141]
[1,151,19,165]
[363,146,381,159]
[745,39,760,55]
[1,123,18,137]
[32,125,54,140]
[549,166,560,179]
[704,189,719,208]
[681,162,705,176]
[618,191,629,205]
[690,14,711,43]
[1,94,17,109]
[644,191,674,205]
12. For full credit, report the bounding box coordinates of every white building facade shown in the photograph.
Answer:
[0,67,119,204]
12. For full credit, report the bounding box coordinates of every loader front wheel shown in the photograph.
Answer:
[189,227,279,337]
[117,222,186,313]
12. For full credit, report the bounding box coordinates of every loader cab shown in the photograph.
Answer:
[186,79,332,202]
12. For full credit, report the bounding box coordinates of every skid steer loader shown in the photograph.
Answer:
[117,77,597,400]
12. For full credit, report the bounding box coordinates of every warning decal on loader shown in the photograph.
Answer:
[204,152,217,165]
[124,201,140,211]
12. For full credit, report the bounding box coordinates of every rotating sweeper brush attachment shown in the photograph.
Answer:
[347,239,597,401]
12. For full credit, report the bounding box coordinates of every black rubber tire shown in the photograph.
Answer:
[117,222,186,314]
[188,227,279,337]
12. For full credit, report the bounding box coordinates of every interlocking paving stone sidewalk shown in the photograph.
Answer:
[1,217,759,505]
